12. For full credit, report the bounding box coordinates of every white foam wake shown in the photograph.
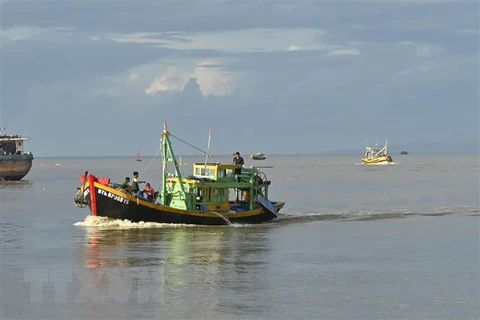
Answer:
[74,215,191,229]
[74,215,251,229]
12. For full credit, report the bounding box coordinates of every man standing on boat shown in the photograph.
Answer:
[233,151,244,166]
[233,151,244,179]
[132,171,146,195]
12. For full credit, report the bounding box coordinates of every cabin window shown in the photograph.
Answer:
[197,188,212,201]
[1,142,17,155]
[218,170,225,178]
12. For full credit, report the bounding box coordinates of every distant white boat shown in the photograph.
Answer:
[250,152,266,160]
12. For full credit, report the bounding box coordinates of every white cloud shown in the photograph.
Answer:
[145,66,187,95]
[0,26,48,40]
[0,26,74,40]
[129,73,139,83]
[194,60,238,96]
[327,48,361,56]
[391,65,437,83]
[106,28,331,53]
[417,46,433,58]
[145,60,238,97]
[109,32,169,45]
[417,45,443,58]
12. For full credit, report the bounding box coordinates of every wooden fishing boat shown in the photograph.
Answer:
[0,133,34,181]
[74,124,284,225]
[361,140,393,165]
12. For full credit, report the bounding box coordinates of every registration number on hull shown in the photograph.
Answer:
[98,189,129,204]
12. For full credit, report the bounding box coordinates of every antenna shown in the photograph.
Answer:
[204,129,212,167]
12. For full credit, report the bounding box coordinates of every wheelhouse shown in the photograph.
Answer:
[0,135,30,155]
[164,162,270,212]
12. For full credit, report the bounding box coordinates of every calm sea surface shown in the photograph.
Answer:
[1,154,479,319]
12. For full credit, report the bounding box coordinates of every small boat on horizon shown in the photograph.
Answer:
[361,140,393,165]
[0,132,34,181]
[74,124,284,225]
[250,152,266,160]
[136,150,142,162]
[400,151,409,155]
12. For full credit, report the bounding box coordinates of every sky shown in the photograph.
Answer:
[1,0,479,157]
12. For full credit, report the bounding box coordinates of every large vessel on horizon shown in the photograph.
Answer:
[0,134,34,181]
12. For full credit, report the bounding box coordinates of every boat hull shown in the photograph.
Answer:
[250,153,266,160]
[77,182,284,225]
[361,156,392,165]
[0,154,34,181]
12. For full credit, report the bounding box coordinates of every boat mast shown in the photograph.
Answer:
[161,123,187,205]
[204,129,212,167]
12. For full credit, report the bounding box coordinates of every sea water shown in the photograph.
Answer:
[1,154,479,319]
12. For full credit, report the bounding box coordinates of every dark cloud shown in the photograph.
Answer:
[1,1,478,156]
[4,1,477,35]
[2,34,169,121]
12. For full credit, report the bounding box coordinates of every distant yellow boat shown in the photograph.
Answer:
[361,140,393,165]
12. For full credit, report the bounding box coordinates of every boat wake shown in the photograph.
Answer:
[74,207,478,229]
[354,162,398,166]
[74,215,191,229]
[74,215,247,229]
[274,207,479,224]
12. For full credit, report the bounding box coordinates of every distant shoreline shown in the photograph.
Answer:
[33,152,480,158]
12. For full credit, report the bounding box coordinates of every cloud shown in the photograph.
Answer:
[145,60,238,97]
[145,66,187,95]
[416,45,445,58]
[1,1,478,156]
[129,73,139,83]
[194,61,238,96]
[106,28,330,53]
[327,48,361,56]
[1,26,50,40]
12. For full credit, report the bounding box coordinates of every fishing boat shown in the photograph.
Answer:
[361,140,393,165]
[74,124,284,225]
[0,133,34,181]
[136,150,142,162]
[250,152,266,160]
